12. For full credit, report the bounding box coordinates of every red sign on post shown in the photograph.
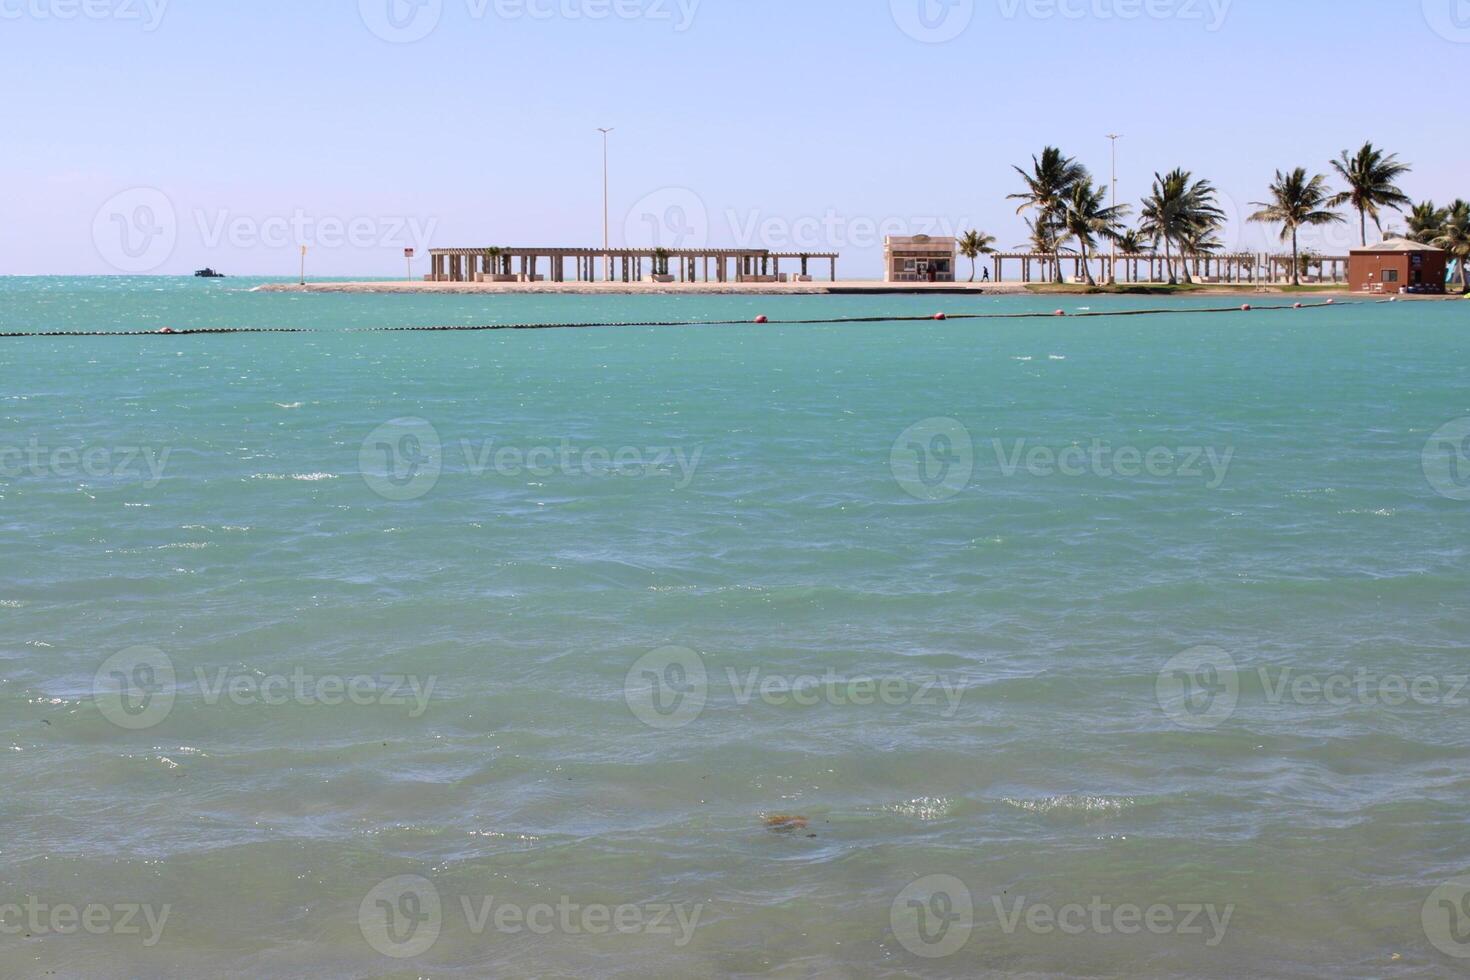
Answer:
[404,248,415,258]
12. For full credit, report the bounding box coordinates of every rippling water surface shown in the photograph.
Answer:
[2,278,1468,977]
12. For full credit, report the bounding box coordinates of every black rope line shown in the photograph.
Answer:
[0,300,1363,338]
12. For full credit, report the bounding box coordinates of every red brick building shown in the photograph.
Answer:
[1349,238,1447,294]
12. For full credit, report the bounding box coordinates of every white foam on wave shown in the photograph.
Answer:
[251,473,338,482]
[1002,794,1135,815]
[883,797,953,820]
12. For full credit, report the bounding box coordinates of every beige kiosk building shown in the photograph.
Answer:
[884,235,957,283]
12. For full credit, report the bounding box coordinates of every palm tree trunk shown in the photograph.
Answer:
[1291,228,1301,287]
[969,256,976,283]
[1162,239,1177,284]
[1359,208,1367,247]
[1081,243,1095,286]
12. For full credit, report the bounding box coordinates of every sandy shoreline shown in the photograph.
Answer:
[254,280,1029,296]
[246,279,1449,299]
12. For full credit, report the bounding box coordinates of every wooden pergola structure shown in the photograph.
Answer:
[991,252,1348,285]
[427,247,840,284]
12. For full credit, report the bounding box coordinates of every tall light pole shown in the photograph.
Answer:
[598,127,614,280]
[1106,134,1122,286]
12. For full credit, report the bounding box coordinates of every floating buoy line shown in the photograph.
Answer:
[0,299,1358,338]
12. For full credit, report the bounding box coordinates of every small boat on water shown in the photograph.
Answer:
[194,268,226,278]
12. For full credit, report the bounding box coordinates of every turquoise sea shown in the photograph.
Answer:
[2,277,1469,978]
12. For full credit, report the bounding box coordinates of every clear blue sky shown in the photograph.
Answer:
[4,0,1467,276]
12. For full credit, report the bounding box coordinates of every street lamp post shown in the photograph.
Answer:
[1107,133,1122,286]
[598,127,614,281]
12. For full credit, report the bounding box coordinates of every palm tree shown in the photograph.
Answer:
[484,246,504,278]
[1061,181,1130,286]
[1010,147,1089,283]
[1017,217,1069,283]
[1018,218,1062,254]
[1178,226,1223,281]
[1328,142,1412,246]
[1296,248,1321,283]
[1114,228,1151,282]
[1406,201,1449,244]
[958,230,997,282]
[1249,168,1343,286]
[1138,169,1225,284]
[1433,200,1470,293]
[1115,229,1149,254]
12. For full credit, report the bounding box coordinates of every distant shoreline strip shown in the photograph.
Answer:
[0,301,1358,337]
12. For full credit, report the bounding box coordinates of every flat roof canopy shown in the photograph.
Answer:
[430,246,839,258]
[1351,237,1445,254]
